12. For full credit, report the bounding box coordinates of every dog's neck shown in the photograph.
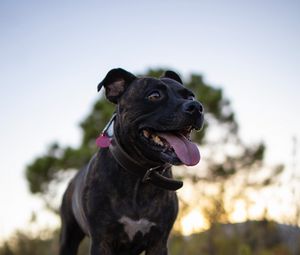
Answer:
[108,135,183,191]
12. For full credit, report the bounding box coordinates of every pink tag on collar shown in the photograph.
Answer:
[96,134,111,148]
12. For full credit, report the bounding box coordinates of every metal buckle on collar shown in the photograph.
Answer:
[142,164,169,183]
[142,166,160,183]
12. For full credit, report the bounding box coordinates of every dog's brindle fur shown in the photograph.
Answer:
[59,69,203,255]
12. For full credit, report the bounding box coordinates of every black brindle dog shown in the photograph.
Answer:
[59,68,204,255]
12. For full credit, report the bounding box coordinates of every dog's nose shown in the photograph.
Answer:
[183,101,204,115]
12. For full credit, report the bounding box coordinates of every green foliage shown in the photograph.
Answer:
[0,231,55,255]
[169,221,297,255]
[25,100,115,194]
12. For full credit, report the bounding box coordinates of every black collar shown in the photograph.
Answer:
[109,137,183,191]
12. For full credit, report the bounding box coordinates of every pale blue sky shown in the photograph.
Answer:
[0,0,300,239]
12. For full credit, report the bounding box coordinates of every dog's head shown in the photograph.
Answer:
[98,68,204,167]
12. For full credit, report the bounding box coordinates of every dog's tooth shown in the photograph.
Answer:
[153,135,159,143]
[155,136,164,146]
[143,130,150,138]
[157,141,164,146]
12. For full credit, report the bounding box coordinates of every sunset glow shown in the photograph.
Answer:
[180,210,209,236]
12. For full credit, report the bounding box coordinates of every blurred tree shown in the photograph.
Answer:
[25,68,282,218]
[0,243,14,255]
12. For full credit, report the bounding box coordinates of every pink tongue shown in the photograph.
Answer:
[157,133,200,166]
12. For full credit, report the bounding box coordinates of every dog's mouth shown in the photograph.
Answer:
[140,126,200,166]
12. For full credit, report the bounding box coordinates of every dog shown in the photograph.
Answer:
[59,68,204,255]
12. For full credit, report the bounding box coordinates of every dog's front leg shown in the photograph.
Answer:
[146,247,168,255]
[90,240,112,255]
[146,239,168,255]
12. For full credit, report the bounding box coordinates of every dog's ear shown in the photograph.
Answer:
[98,68,136,104]
[161,70,183,84]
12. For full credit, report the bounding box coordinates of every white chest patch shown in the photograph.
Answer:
[118,216,156,241]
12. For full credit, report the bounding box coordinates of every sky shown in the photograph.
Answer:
[0,0,300,240]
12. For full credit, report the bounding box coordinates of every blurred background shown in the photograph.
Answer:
[1,1,300,254]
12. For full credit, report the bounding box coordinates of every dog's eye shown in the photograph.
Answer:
[147,91,161,101]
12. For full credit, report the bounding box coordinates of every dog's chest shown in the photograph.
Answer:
[118,216,156,241]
